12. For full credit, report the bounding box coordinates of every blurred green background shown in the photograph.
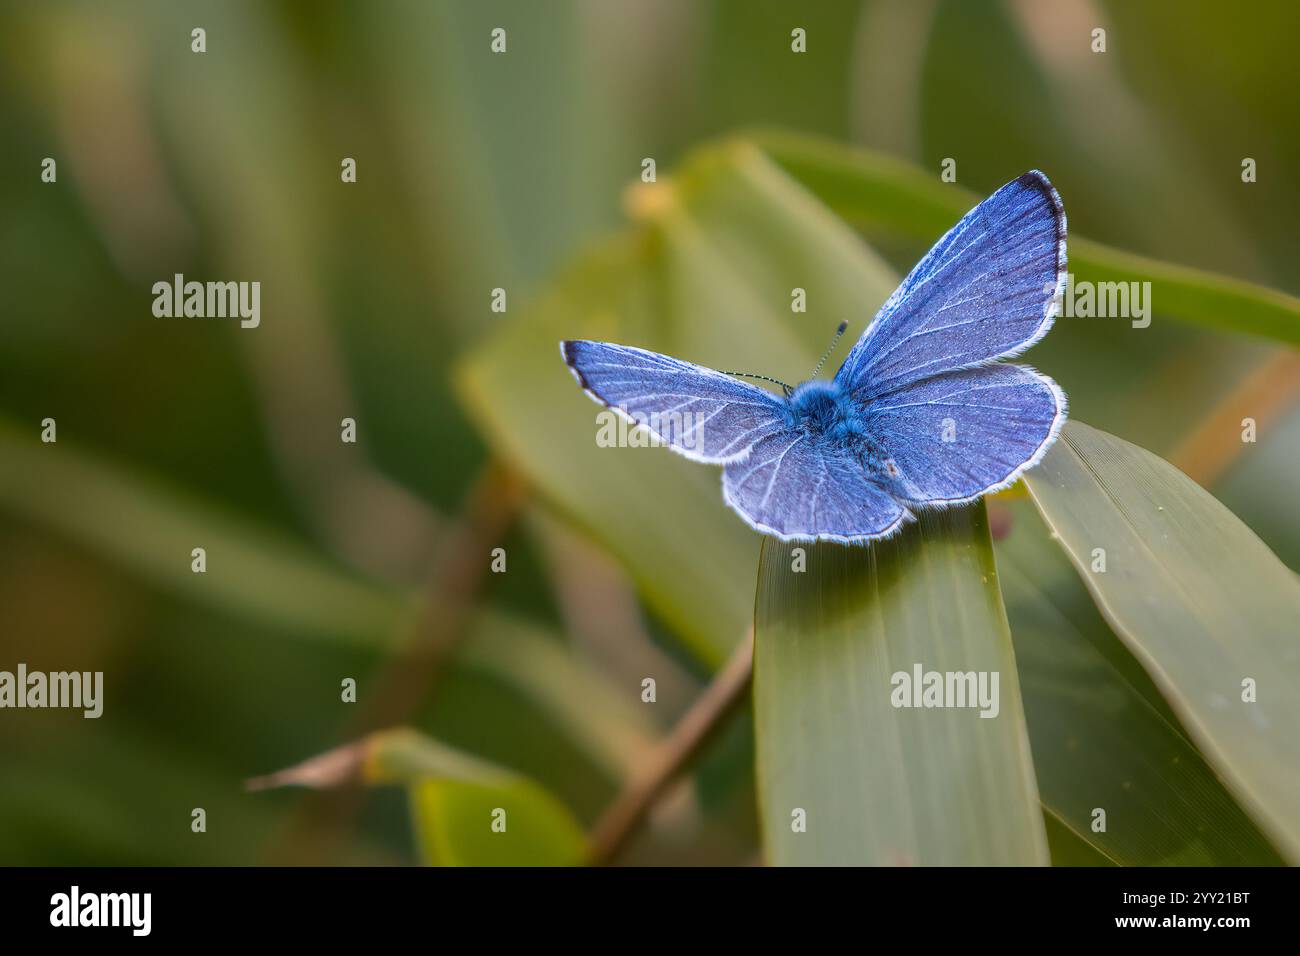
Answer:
[1,0,1297,865]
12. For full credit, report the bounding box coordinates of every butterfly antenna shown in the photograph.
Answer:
[810,321,849,378]
[718,370,794,396]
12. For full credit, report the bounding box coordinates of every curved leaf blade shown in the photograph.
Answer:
[0,417,407,647]
[458,611,659,781]
[754,130,1300,345]
[997,499,1284,865]
[1024,420,1300,861]
[409,779,586,867]
[248,728,586,866]
[754,503,1048,866]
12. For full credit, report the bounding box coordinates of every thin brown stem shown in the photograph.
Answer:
[1170,348,1300,487]
[587,627,755,866]
[352,459,528,733]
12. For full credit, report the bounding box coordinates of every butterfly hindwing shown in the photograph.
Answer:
[722,430,910,542]
[861,363,1065,505]
[561,340,789,464]
[835,171,1066,400]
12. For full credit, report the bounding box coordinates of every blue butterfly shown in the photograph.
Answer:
[561,171,1068,543]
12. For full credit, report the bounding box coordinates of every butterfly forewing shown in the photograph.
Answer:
[561,340,789,464]
[834,171,1066,401]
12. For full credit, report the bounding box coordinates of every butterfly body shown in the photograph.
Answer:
[562,170,1068,544]
[784,379,904,487]
[786,379,861,444]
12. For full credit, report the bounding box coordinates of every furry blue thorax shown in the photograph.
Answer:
[785,379,862,444]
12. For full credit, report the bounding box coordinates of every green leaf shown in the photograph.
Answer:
[0,423,639,798]
[1043,811,1113,867]
[996,498,1284,865]
[457,140,899,665]
[1024,420,1300,862]
[754,502,1048,866]
[408,779,585,867]
[0,416,407,647]
[249,728,586,866]
[0,417,645,782]
[753,130,1300,345]
[457,611,659,782]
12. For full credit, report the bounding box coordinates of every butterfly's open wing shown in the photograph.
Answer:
[722,431,910,542]
[561,340,789,464]
[835,171,1066,400]
[864,363,1065,505]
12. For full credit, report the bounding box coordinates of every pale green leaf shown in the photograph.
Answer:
[754,502,1048,866]
[250,728,586,867]
[0,425,640,787]
[1024,420,1300,861]
[408,778,586,867]
[457,612,659,781]
[997,498,1283,865]
[754,130,1300,345]
[0,416,407,647]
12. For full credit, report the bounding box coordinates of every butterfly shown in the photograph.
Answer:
[561,171,1067,543]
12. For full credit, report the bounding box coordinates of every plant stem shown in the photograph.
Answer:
[353,460,528,733]
[587,627,755,866]
[1170,348,1300,487]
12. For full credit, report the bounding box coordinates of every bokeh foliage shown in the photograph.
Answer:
[1,0,1297,865]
